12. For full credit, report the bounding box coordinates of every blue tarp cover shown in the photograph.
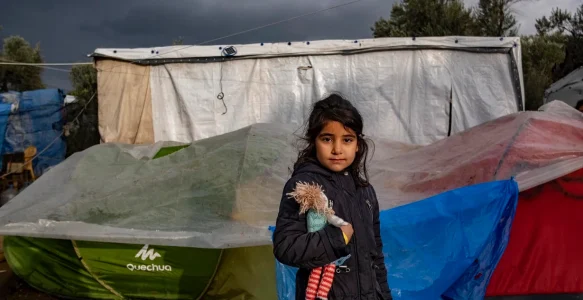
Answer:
[0,103,11,160]
[272,179,519,300]
[0,89,66,176]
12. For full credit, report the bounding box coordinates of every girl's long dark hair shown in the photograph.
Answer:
[294,93,372,186]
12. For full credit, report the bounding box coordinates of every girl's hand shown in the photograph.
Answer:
[340,224,354,242]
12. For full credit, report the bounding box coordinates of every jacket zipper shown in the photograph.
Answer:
[365,192,377,297]
[349,190,361,300]
[332,173,362,299]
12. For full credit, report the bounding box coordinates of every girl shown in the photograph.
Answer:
[273,94,392,300]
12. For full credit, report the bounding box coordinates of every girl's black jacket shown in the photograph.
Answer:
[273,161,392,300]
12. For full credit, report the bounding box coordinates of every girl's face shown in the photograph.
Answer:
[315,121,358,173]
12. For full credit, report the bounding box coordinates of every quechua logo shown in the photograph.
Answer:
[127,244,172,272]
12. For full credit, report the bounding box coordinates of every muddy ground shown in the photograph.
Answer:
[1,277,59,300]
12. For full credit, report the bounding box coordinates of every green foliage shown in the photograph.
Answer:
[66,65,99,157]
[69,64,97,102]
[473,0,519,36]
[536,4,583,81]
[372,0,475,37]
[0,36,45,92]
[520,35,565,110]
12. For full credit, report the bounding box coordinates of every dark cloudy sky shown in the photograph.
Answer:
[0,0,579,91]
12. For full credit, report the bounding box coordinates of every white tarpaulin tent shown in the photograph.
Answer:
[92,37,524,145]
[544,66,583,108]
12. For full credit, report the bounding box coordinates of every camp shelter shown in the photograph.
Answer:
[544,66,583,108]
[0,89,66,177]
[0,101,581,299]
[92,37,524,146]
[274,100,583,299]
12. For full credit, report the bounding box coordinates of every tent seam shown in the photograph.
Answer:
[195,249,224,300]
[71,240,125,299]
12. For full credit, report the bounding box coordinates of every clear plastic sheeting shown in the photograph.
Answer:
[0,101,581,248]
[372,100,583,210]
[0,123,297,248]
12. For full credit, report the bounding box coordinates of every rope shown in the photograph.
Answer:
[0,58,73,73]
[3,0,366,80]
[151,0,366,59]
[0,62,92,66]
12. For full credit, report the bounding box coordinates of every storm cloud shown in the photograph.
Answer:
[0,0,579,90]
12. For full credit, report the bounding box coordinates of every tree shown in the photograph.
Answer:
[65,65,99,156]
[0,36,45,92]
[473,0,520,36]
[69,64,97,103]
[372,0,475,37]
[520,35,565,110]
[536,4,583,81]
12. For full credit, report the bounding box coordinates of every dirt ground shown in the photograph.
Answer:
[1,277,59,300]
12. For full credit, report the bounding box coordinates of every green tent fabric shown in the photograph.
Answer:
[4,237,115,299]
[3,139,277,299]
[4,236,276,299]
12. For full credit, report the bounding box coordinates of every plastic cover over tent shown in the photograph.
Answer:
[0,89,66,176]
[0,101,582,248]
[93,37,524,145]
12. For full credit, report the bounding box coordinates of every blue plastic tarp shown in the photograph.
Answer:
[271,179,519,300]
[0,89,66,176]
[0,103,12,163]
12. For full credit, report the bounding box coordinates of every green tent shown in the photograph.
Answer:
[0,124,297,299]
[4,237,274,299]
